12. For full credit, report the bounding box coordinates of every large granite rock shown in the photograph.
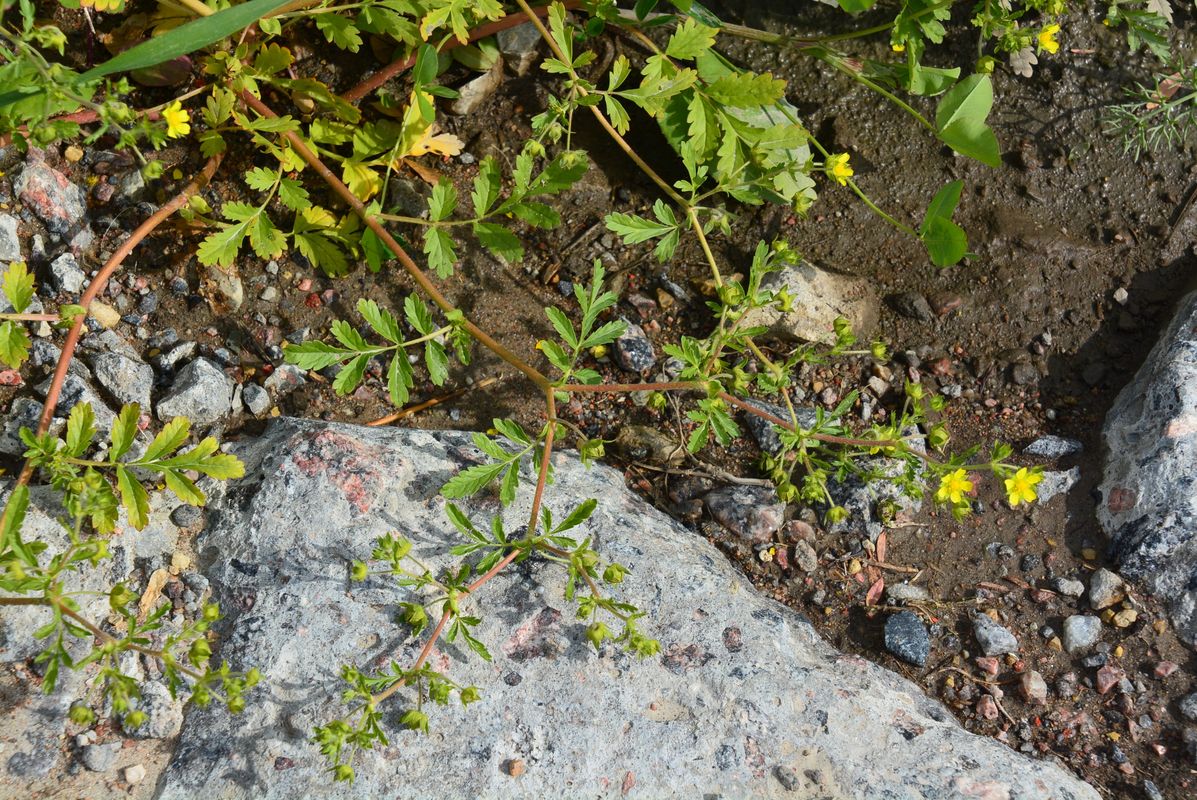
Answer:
[159,418,1097,799]
[1099,290,1197,646]
[739,260,879,345]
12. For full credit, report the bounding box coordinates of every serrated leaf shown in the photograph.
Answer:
[580,319,626,350]
[278,178,311,212]
[0,484,29,561]
[163,469,205,506]
[358,299,402,343]
[116,466,150,530]
[0,320,30,370]
[253,41,294,75]
[423,227,457,277]
[64,402,95,458]
[441,462,507,499]
[428,180,458,222]
[471,157,501,217]
[3,261,34,314]
[285,340,353,371]
[196,217,252,269]
[109,403,139,460]
[499,462,519,506]
[472,222,524,262]
[492,418,531,446]
[604,212,675,243]
[333,354,369,395]
[545,306,577,348]
[704,71,786,107]
[248,214,286,260]
[507,201,560,228]
[343,160,382,201]
[554,498,597,532]
[425,340,448,385]
[293,230,349,276]
[665,18,717,60]
[143,416,189,462]
[315,13,362,51]
[387,352,413,406]
[244,166,277,192]
[404,294,435,335]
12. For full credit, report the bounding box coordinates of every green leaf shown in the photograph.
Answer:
[196,217,252,269]
[116,466,150,530]
[244,166,278,192]
[358,299,402,343]
[3,261,34,313]
[143,416,189,462]
[921,179,963,228]
[425,340,448,385]
[285,340,353,371]
[333,354,369,395]
[110,404,140,460]
[315,13,363,52]
[471,157,501,217]
[248,214,286,260]
[472,222,523,262]
[441,462,508,499]
[164,469,205,506]
[507,201,560,229]
[921,216,968,267]
[77,0,294,83]
[0,320,30,370]
[579,319,626,350]
[545,306,577,348]
[554,498,597,533]
[836,0,878,11]
[935,74,1000,167]
[387,352,413,406]
[278,178,311,212]
[428,180,458,223]
[253,41,294,75]
[604,211,675,244]
[665,19,717,60]
[423,227,457,278]
[0,484,30,563]
[704,71,786,108]
[404,294,435,336]
[64,402,95,457]
[293,230,350,277]
[499,462,519,506]
[492,418,531,446]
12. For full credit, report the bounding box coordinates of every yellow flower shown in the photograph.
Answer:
[161,101,190,139]
[1004,467,1042,507]
[826,153,853,186]
[891,42,906,53]
[934,468,974,505]
[80,0,125,11]
[1038,24,1060,55]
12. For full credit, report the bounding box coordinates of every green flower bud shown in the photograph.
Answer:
[245,668,262,688]
[870,341,889,360]
[460,686,481,706]
[350,560,369,582]
[189,638,212,667]
[928,424,950,451]
[69,703,96,725]
[401,709,429,733]
[580,439,606,461]
[976,56,997,74]
[227,695,246,714]
[202,603,221,622]
[124,710,147,730]
[602,563,628,585]
[109,583,135,611]
[586,621,612,650]
[646,392,667,412]
[825,505,849,524]
[905,381,924,400]
[333,764,355,783]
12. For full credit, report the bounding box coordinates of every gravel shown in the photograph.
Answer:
[89,351,153,410]
[884,611,930,667]
[612,320,656,372]
[156,358,234,425]
[1024,435,1083,458]
[80,742,121,772]
[1062,615,1102,653]
[1088,568,1126,610]
[972,614,1019,656]
[49,252,86,294]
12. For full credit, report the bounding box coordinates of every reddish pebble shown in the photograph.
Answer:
[321,289,339,304]
[928,357,953,376]
[297,278,312,291]
[975,656,1001,676]
[774,546,790,570]
[0,369,23,386]
[1153,660,1179,679]
[1095,665,1126,695]
[931,293,964,316]
[503,759,525,777]
[1030,589,1055,603]
[976,695,999,720]
[1019,670,1048,705]
[304,293,322,308]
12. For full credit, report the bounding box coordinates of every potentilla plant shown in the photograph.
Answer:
[0,0,1059,782]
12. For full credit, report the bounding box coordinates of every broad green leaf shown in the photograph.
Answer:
[143,416,190,462]
[492,418,531,446]
[244,166,278,192]
[922,179,964,228]
[428,180,458,222]
[837,0,878,10]
[0,485,30,563]
[921,216,968,267]
[361,225,397,272]
[293,230,350,277]
[342,160,381,200]
[704,71,786,108]
[604,212,675,244]
[77,0,294,83]
[333,354,369,394]
[935,74,1000,167]
[278,178,311,212]
[164,469,205,506]
[110,403,139,460]
[507,201,560,229]
[196,217,252,268]
[555,498,597,532]
[116,466,150,530]
[64,402,95,457]
[0,320,30,370]
[580,319,626,350]
[3,261,34,313]
[441,462,507,499]
[248,214,286,260]
[358,299,402,343]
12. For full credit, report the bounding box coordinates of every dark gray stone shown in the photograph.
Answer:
[888,292,934,323]
[1088,568,1125,610]
[1099,290,1197,645]
[740,398,817,456]
[242,383,270,416]
[80,742,121,772]
[1179,692,1197,723]
[154,419,1099,800]
[884,611,930,667]
[33,373,116,434]
[612,320,655,372]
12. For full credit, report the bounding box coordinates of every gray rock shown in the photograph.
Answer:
[242,383,270,416]
[0,666,85,780]
[171,504,206,534]
[122,681,184,739]
[263,364,307,396]
[739,260,879,345]
[0,397,61,456]
[80,742,121,772]
[89,351,153,410]
[791,540,818,573]
[0,213,20,261]
[33,373,116,435]
[885,583,932,604]
[1050,577,1086,598]
[15,154,88,237]
[1143,780,1164,800]
[1037,467,1079,503]
[1062,615,1101,653]
[156,358,234,425]
[155,419,1100,800]
[116,169,146,201]
[49,252,85,294]
[703,485,784,543]
[1179,692,1197,722]
[1088,568,1126,610]
[612,319,655,372]
[448,60,503,116]
[972,615,1019,656]
[496,22,542,75]
[84,329,142,361]
[1099,289,1197,644]
[740,398,816,456]
[201,263,243,312]
[824,428,926,541]
[884,611,930,667]
[1024,435,1083,458]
